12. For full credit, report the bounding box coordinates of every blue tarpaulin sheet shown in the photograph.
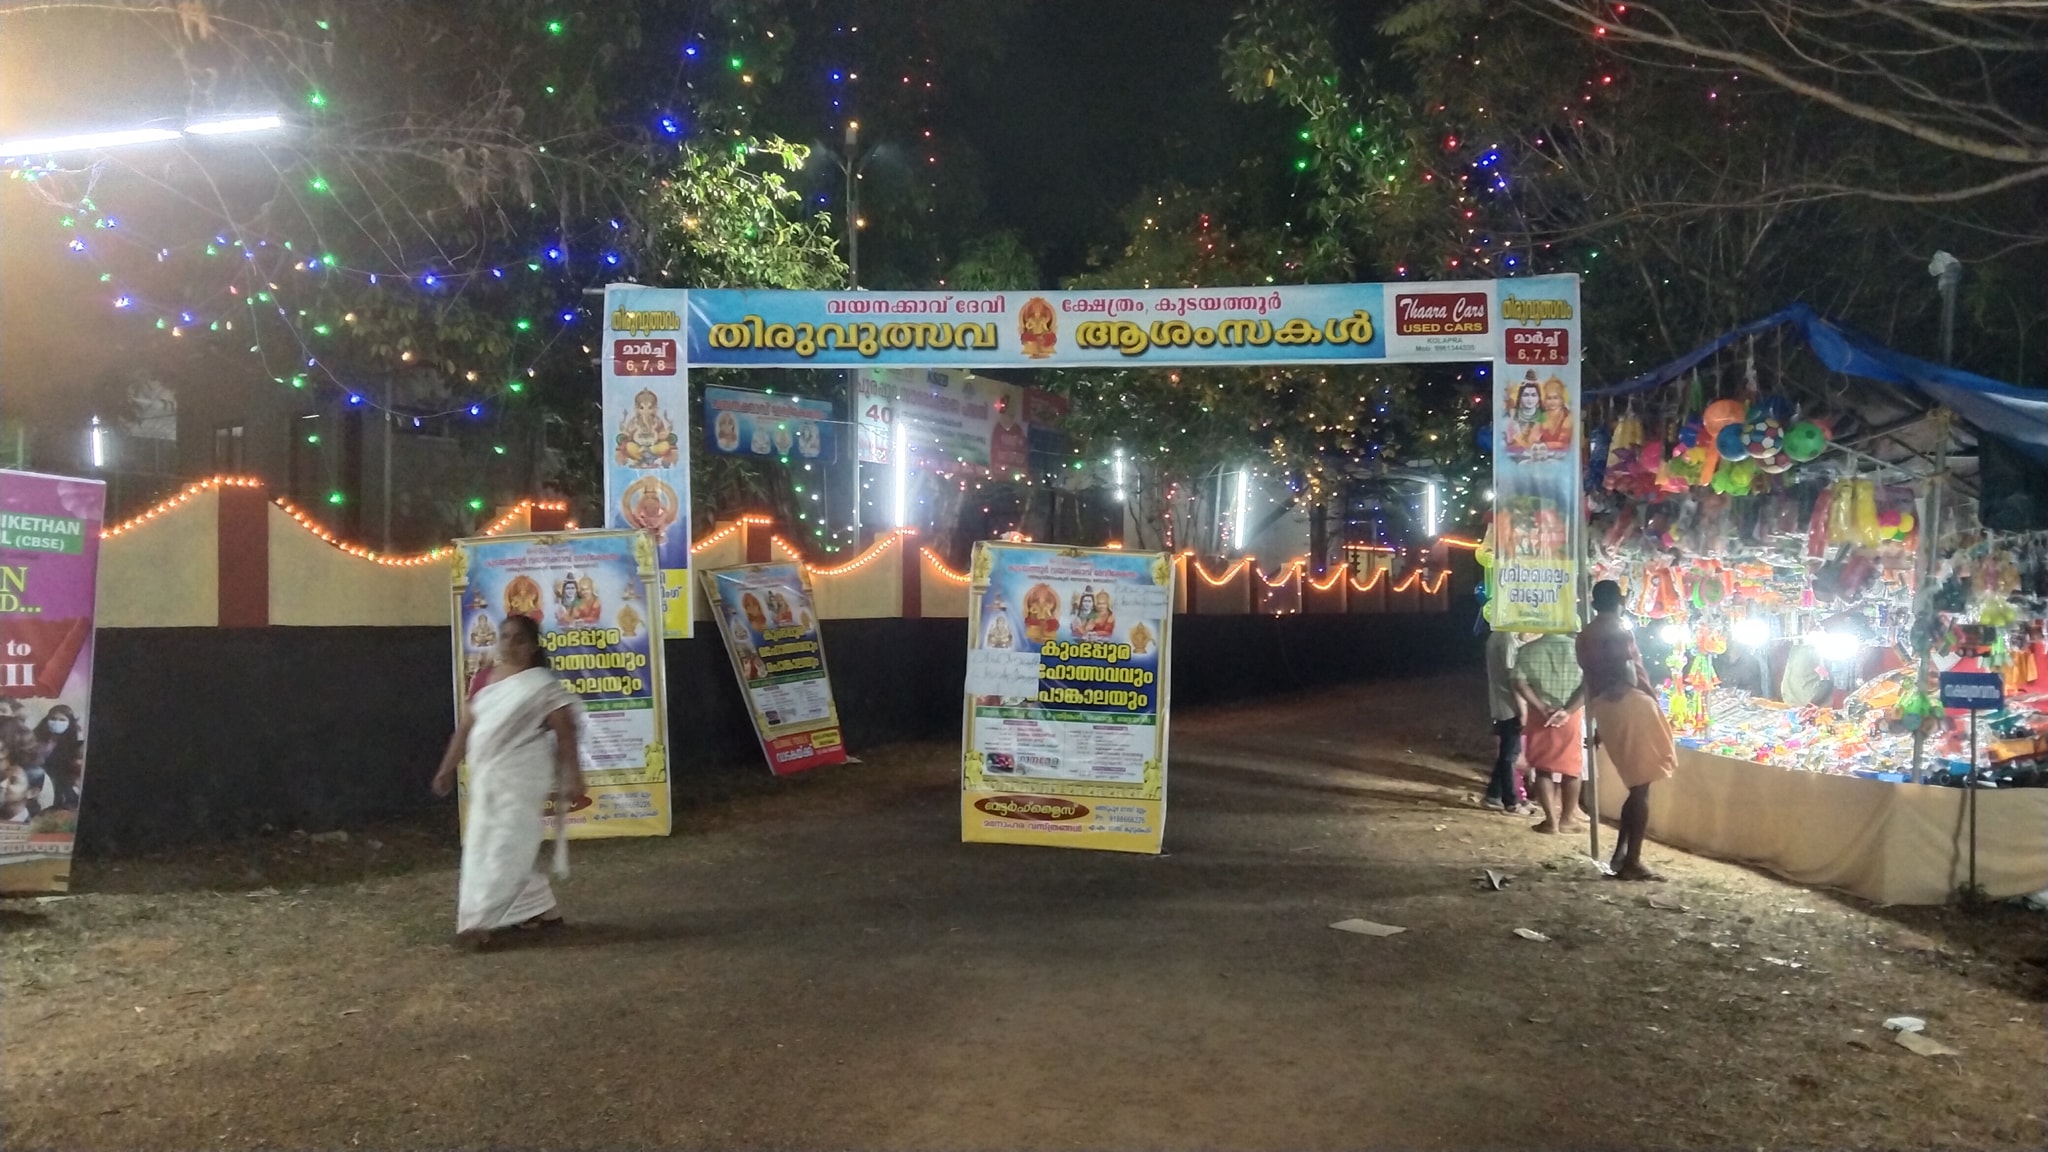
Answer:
[1585,303,2048,460]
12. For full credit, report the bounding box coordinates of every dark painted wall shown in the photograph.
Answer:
[78,614,1476,855]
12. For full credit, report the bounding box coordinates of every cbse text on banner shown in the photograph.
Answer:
[0,470,106,894]
[452,529,672,838]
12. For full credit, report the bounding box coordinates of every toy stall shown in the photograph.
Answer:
[1568,306,2048,904]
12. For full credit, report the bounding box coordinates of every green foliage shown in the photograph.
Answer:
[945,231,1042,291]
[640,140,846,291]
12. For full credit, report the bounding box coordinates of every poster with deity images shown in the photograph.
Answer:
[451,529,672,839]
[703,386,837,463]
[1490,273,1584,633]
[602,284,693,638]
[700,562,847,775]
[960,542,1174,854]
[0,471,105,895]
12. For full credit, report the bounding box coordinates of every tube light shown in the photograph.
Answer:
[1233,468,1250,553]
[184,114,284,137]
[891,417,909,529]
[0,127,178,158]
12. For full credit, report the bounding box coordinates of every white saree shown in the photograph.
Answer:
[458,666,579,934]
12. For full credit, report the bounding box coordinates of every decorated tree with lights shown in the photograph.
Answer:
[1224,0,2048,386]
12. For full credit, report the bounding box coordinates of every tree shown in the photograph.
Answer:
[1221,0,2048,391]
[1525,0,2048,210]
[0,0,865,542]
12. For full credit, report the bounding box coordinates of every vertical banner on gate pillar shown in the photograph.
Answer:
[451,529,672,838]
[1491,274,1583,633]
[701,561,848,775]
[0,471,105,894]
[960,542,1174,854]
[602,285,693,638]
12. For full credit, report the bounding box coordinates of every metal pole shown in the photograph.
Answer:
[382,379,394,551]
[1968,710,1979,896]
[1583,571,1600,866]
[844,122,861,291]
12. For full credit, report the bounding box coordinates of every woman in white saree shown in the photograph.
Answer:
[433,614,587,950]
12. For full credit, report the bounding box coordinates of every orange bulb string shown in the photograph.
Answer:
[1259,558,1306,588]
[805,530,907,578]
[921,547,970,584]
[1349,567,1388,593]
[1192,558,1250,587]
[1308,564,1349,593]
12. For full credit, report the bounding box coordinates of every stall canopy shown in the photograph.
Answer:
[1587,303,2048,463]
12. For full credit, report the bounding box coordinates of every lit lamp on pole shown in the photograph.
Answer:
[0,113,285,160]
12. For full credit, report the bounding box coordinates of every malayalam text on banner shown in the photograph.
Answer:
[1489,275,1584,633]
[684,284,1539,370]
[701,561,848,775]
[703,385,838,464]
[452,529,672,838]
[961,541,1174,854]
[602,284,693,637]
[0,471,106,895]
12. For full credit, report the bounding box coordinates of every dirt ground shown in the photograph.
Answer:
[4,674,2045,1150]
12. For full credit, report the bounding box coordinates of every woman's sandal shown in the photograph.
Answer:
[454,928,492,952]
[515,914,565,931]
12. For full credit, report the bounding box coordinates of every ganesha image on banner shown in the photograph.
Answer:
[616,388,680,469]
[1021,582,1061,644]
[1018,297,1057,360]
[503,575,544,623]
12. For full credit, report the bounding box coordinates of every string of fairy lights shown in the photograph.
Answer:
[8,166,598,429]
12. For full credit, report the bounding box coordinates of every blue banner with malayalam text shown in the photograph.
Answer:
[671,283,1544,369]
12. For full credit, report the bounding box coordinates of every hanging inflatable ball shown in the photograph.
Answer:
[1702,398,1747,436]
[1715,421,1749,460]
[1757,451,1794,474]
[1783,421,1827,463]
[1758,395,1795,424]
[1744,418,1783,460]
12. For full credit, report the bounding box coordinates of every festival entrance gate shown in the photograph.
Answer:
[600,277,1582,852]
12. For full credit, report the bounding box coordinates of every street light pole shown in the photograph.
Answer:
[1913,251,1963,783]
[844,120,861,290]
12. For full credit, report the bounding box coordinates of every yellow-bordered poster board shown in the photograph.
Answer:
[961,541,1173,854]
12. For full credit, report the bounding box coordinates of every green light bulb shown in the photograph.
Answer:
[307,91,326,108]
[327,492,346,505]
[547,19,564,34]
